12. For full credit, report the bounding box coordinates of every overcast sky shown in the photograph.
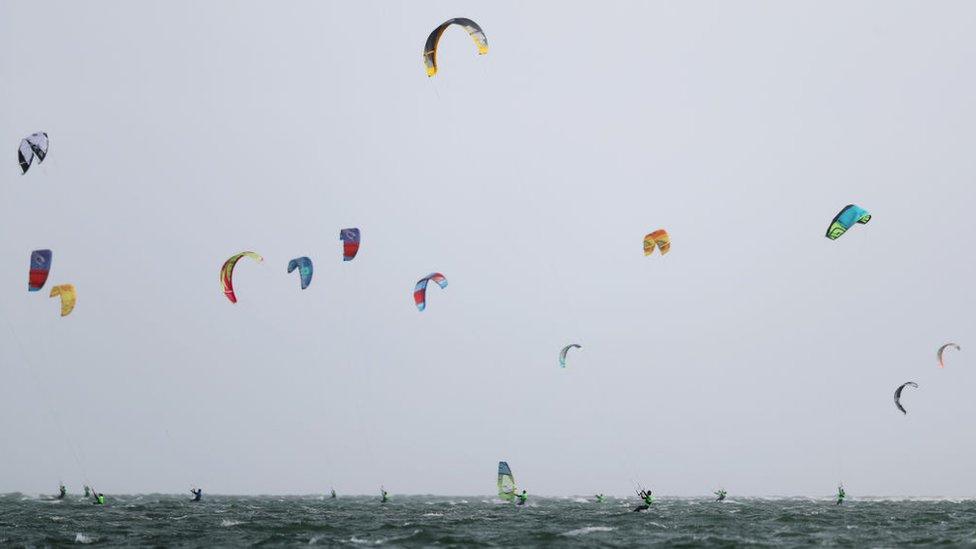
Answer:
[1,1,975,497]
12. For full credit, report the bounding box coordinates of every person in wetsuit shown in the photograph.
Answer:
[715,489,727,502]
[57,485,67,500]
[836,484,845,505]
[191,488,202,502]
[330,488,337,499]
[381,487,389,503]
[633,489,654,512]
[516,490,528,506]
[595,494,606,503]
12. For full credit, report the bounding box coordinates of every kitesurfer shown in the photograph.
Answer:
[83,486,90,498]
[57,484,66,499]
[331,488,337,499]
[715,489,727,502]
[633,489,654,512]
[381,487,389,503]
[836,485,845,505]
[516,490,528,506]
[191,488,202,502]
[92,489,105,505]
[595,494,606,503]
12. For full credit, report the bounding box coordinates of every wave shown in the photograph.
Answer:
[561,526,615,537]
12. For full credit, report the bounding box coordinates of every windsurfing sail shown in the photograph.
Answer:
[497,461,516,501]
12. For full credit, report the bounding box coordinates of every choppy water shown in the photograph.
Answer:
[3,494,976,546]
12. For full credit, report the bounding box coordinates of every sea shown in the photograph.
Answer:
[3,494,976,546]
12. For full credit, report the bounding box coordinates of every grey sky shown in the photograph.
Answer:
[1,1,975,497]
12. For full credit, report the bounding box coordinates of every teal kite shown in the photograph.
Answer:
[826,204,871,240]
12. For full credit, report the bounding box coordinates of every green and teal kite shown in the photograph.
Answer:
[826,204,871,240]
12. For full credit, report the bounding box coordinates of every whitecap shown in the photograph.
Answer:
[220,519,242,527]
[74,533,93,544]
[562,526,615,537]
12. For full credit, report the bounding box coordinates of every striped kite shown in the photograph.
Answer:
[28,249,52,292]
[414,273,448,311]
[340,228,361,261]
[19,132,49,175]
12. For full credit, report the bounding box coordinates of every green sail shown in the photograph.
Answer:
[497,461,517,501]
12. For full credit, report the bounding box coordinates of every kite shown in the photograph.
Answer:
[559,344,582,368]
[28,249,52,292]
[893,381,918,415]
[414,272,447,311]
[423,18,488,77]
[937,343,960,368]
[643,229,670,256]
[49,284,75,317]
[287,257,314,290]
[18,132,49,174]
[220,251,263,303]
[340,228,361,261]
[826,204,871,240]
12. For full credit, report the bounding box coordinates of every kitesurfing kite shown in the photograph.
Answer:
[220,251,263,304]
[559,344,582,368]
[497,461,517,502]
[49,284,75,317]
[340,228,360,261]
[414,272,447,311]
[644,229,670,256]
[18,132,49,175]
[937,343,960,368]
[826,204,871,240]
[893,381,919,415]
[28,249,52,292]
[287,257,313,290]
[423,18,488,77]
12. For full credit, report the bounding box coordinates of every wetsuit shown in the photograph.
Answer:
[57,486,66,500]
[633,491,653,512]
[595,494,606,503]
[516,491,527,506]
[191,489,202,502]
[331,490,337,499]
[836,488,845,505]
[715,491,727,502]
[94,494,105,505]
[381,491,389,503]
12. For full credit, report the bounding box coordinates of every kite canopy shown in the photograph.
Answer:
[19,132,49,174]
[423,18,488,77]
[497,461,517,502]
[893,381,918,415]
[937,343,960,368]
[644,229,670,256]
[826,204,871,240]
[414,272,448,311]
[28,249,52,292]
[559,344,582,368]
[49,284,75,317]
[287,257,314,290]
[220,251,263,303]
[340,228,361,262]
